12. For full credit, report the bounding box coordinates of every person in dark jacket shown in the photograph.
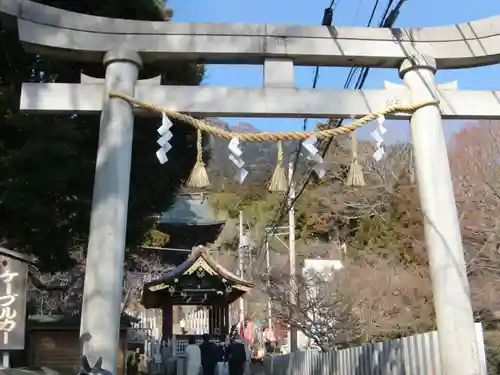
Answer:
[227,335,250,375]
[199,334,218,375]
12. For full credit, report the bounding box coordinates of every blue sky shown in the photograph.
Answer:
[168,0,500,143]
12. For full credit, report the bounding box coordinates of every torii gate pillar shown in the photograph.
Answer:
[401,55,479,375]
[79,50,142,372]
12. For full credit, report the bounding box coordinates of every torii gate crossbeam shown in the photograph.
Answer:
[20,82,500,119]
[0,1,493,375]
[2,0,500,69]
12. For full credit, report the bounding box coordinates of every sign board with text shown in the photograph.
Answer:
[0,254,28,350]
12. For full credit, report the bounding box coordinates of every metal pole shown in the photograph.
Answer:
[288,161,297,353]
[400,55,479,375]
[238,210,245,326]
[80,50,141,372]
[2,352,9,368]
[265,237,272,331]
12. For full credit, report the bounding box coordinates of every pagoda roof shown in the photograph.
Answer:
[142,247,254,308]
[141,246,191,266]
[158,192,225,227]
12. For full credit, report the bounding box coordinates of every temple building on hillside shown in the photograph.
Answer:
[144,192,226,265]
[142,247,253,355]
[137,191,238,348]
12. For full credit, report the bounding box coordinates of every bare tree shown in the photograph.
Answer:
[450,120,500,323]
[28,248,168,316]
[236,139,432,349]
[265,255,433,351]
[361,142,413,191]
[266,264,359,351]
[296,140,414,243]
[122,249,170,315]
[28,249,86,315]
[451,121,500,237]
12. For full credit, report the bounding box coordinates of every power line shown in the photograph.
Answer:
[295,0,406,212]
[253,0,408,270]
[252,0,363,270]
[288,0,406,214]
[352,0,367,25]
[265,0,384,232]
[255,0,338,263]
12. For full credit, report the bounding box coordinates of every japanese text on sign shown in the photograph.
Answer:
[0,269,19,345]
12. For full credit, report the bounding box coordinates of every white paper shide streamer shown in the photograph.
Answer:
[228,137,248,183]
[302,136,326,178]
[371,115,387,162]
[156,113,173,164]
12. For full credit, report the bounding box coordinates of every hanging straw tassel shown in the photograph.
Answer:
[268,140,287,192]
[187,129,210,188]
[346,130,366,187]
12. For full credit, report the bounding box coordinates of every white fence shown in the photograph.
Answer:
[183,308,209,334]
[127,309,163,343]
[263,323,487,375]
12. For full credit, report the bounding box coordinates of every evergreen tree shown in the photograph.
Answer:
[0,0,203,270]
[351,168,427,266]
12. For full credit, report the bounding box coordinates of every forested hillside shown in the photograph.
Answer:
[205,118,500,355]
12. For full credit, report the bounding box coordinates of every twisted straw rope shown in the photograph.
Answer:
[109,91,439,142]
[195,129,203,163]
[276,140,284,164]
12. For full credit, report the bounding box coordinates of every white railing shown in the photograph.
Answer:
[127,309,163,343]
[184,308,209,334]
[263,323,487,375]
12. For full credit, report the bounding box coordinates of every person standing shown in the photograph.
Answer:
[185,337,202,375]
[227,335,251,375]
[138,353,150,375]
[199,334,217,375]
[127,348,141,375]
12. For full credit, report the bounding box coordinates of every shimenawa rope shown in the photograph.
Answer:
[108,91,439,142]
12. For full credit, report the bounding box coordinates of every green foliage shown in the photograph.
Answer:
[210,190,283,227]
[142,229,170,248]
[207,140,427,268]
[350,170,426,266]
[0,0,203,271]
[210,192,243,218]
[351,215,399,250]
[42,0,170,21]
[209,187,284,248]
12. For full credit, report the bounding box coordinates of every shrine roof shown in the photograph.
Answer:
[141,247,254,307]
[145,247,254,290]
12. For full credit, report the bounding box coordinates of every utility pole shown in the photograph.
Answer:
[288,161,297,353]
[409,143,415,184]
[238,210,245,327]
[265,237,272,331]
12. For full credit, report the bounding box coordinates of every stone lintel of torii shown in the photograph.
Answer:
[0,1,495,375]
[1,0,500,68]
[20,79,500,119]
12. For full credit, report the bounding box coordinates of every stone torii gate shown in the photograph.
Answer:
[2,1,500,374]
